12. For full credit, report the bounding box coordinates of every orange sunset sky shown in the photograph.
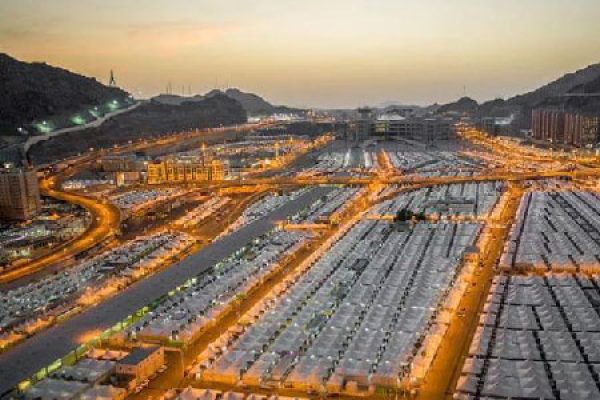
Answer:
[1,0,599,108]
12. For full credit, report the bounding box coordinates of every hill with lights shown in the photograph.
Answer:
[0,53,131,135]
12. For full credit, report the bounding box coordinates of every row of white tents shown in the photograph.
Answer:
[198,220,481,393]
[123,231,308,345]
[292,188,361,223]
[0,232,189,333]
[373,182,504,219]
[457,274,600,399]
[386,151,483,174]
[501,191,600,273]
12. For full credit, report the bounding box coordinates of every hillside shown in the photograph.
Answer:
[437,97,479,114]
[222,88,300,115]
[508,63,600,108]
[152,88,303,116]
[0,53,130,135]
[435,63,600,131]
[151,94,205,106]
[29,93,247,164]
[483,64,600,128]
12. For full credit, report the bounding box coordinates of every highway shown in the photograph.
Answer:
[0,186,332,396]
[168,166,600,190]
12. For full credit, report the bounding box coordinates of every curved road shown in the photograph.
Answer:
[0,175,121,284]
[0,187,333,396]
[0,122,269,284]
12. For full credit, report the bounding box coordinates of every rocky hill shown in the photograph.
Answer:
[222,88,300,115]
[437,97,479,114]
[152,88,303,116]
[29,93,247,164]
[0,53,130,135]
[509,63,600,109]
[151,94,205,106]
[437,63,600,130]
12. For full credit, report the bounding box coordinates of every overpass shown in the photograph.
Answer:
[174,168,600,190]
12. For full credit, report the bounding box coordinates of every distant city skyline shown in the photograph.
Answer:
[1,0,600,108]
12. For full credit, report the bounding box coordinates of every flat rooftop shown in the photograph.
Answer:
[118,346,159,366]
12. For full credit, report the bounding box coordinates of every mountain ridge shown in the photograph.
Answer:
[152,88,303,116]
[28,93,247,164]
[0,53,131,135]
[436,63,600,129]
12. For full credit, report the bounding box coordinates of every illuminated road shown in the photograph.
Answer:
[416,185,524,399]
[0,122,271,284]
[4,126,598,397]
[0,175,121,284]
[171,166,600,191]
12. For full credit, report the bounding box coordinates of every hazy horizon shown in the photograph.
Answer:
[2,0,600,108]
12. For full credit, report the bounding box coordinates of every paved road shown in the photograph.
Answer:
[3,122,267,285]
[0,186,331,395]
[0,176,121,284]
[181,168,600,190]
[24,102,142,152]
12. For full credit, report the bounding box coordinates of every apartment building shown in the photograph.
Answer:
[532,109,600,146]
[0,166,41,221]
[146,157,225,185]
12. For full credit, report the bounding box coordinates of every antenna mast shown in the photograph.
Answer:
[109,70,117,87]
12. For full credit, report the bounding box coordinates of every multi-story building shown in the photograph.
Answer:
[532,109,600,146]
[565,112,600,146]
[371,115,455,141]
[100,154,149,172]
[146,157,225,185]
[0,165,42,221]
[355,107,374,141]
[478,116,513,137]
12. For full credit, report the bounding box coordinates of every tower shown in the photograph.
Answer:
[109,70,117,87]
[356,107,374,141]
[201,143,207,163]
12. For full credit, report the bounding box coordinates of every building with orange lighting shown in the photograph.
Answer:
[146,157,225,185]
[0,165,41,221]
[371,115,455,141]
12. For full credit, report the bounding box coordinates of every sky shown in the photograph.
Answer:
[1,0,600,108]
